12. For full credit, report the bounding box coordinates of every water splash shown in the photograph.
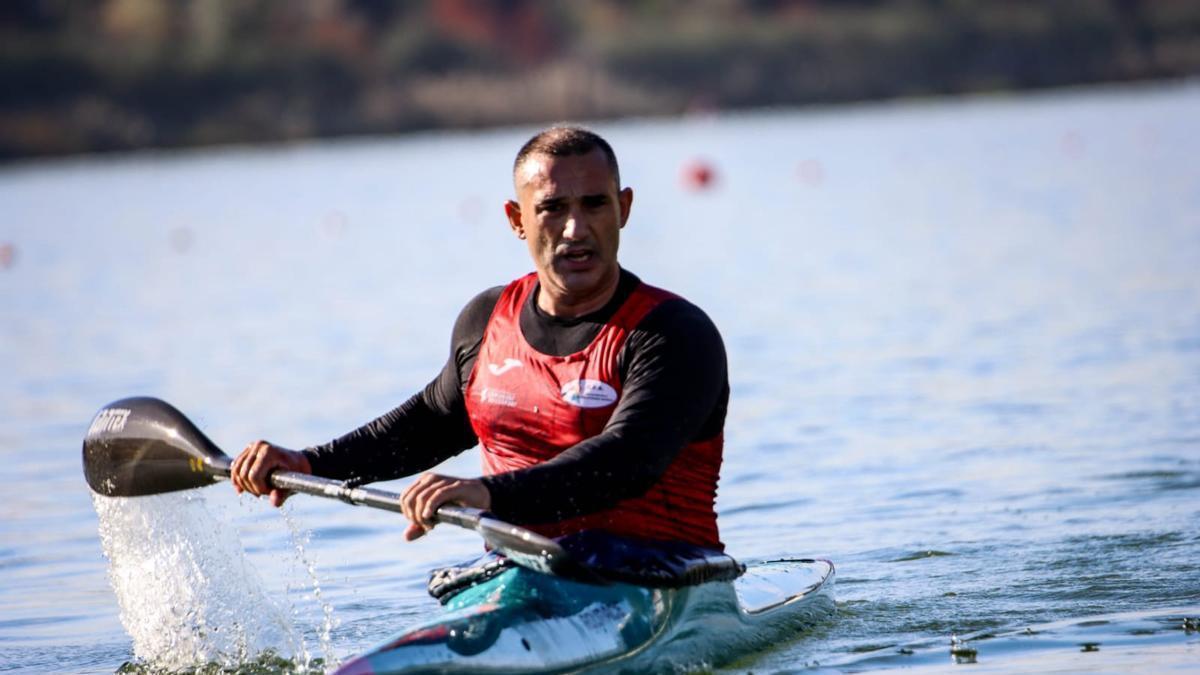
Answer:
[280,509,339,670]
[93,491,300,671]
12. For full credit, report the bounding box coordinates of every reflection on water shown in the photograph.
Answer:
[1,81,1198,672]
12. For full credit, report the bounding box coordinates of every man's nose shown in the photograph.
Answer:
[563,207,589,240]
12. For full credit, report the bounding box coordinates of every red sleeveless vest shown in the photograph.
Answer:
[464,273,723,549]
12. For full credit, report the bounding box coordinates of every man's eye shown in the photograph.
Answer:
[538,202,564,214]
[583,196,608,209]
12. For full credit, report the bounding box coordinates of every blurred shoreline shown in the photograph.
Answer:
[3,0,1199,162]
[2,76,1193,174]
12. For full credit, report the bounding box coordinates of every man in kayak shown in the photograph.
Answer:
[230,126,729,551]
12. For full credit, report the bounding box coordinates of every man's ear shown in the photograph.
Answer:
[618,187,633,228]
[504,200,525,239]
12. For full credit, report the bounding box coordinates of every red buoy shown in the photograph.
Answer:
[0,242,15,270]
[681,160,716,191]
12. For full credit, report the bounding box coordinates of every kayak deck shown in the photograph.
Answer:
[334,558,834,675]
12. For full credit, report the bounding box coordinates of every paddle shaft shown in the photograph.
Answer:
[204,455,489,531]
[211,456,591,579]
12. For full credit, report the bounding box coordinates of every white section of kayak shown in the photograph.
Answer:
[334,558,835,675]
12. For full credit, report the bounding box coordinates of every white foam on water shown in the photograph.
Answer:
[93,491,302,670]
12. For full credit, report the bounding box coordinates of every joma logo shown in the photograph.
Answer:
[87,408,131,436]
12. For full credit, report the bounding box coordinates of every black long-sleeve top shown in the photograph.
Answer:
[303,269,729,525]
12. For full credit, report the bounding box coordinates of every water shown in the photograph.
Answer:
[2,80,1198,673]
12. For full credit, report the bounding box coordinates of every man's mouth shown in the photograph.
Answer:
[558,247,594,264]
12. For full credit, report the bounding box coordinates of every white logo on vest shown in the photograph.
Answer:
[487,358,523,376]
[560,379,618,408]
[479,387,518,408]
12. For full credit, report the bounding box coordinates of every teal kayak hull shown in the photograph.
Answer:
[334,558,834,674]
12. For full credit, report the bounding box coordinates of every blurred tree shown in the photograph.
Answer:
[1,0,1198,160]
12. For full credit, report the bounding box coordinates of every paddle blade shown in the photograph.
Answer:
[82,396,231,497]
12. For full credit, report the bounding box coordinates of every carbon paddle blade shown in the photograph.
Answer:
[82,396,231,497]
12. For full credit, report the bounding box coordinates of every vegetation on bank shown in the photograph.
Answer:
[2,0,1199,160]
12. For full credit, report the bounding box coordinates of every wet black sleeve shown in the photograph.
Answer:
[480,299,729,524]
[302,288,502,483]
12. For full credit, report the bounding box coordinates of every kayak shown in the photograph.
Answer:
[334,557,835,674]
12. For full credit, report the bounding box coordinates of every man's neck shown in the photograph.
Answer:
[536,269,621,319]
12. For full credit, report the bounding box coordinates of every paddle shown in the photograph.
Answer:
[82,396,604,583]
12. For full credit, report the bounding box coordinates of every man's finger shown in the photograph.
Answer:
[231,444,255,494]
[403,473,446,531]
[243,450,261,496]
[399,477,423,525]
[405,475,435,516]
[269,488,290,508]
[230,451,243,494]
[404,523,427,541]
[246,442,274,496]
[412,482,438,529]
[421,482,458,522]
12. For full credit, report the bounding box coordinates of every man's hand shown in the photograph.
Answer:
[230,440,312,507]
[400,473,492,541]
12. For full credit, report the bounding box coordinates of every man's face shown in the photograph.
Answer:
[506,149,633,315]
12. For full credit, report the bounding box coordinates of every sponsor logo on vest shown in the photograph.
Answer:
[480,387,518,408]
[487,358,523,376]
[560,379,618,408]
[87,408,131,437]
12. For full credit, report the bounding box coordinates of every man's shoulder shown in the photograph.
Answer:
[622,281,728,381]
[464,285,506,313]
[623,271,708,320]
[461,273,538,317]
[451,285,506,345]
[633,282,723,345]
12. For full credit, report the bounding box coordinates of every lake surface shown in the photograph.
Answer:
[1,80,1198,673]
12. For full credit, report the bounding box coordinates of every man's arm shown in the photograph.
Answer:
[480,299,729,524]
[300,381,476,484]
[232,287,500,501]
[302,287,502,482]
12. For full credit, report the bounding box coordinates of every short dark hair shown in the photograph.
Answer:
[513,126,620,189]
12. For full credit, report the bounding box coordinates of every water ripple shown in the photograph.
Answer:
[889,550,957,563]
[722,497,814,517]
